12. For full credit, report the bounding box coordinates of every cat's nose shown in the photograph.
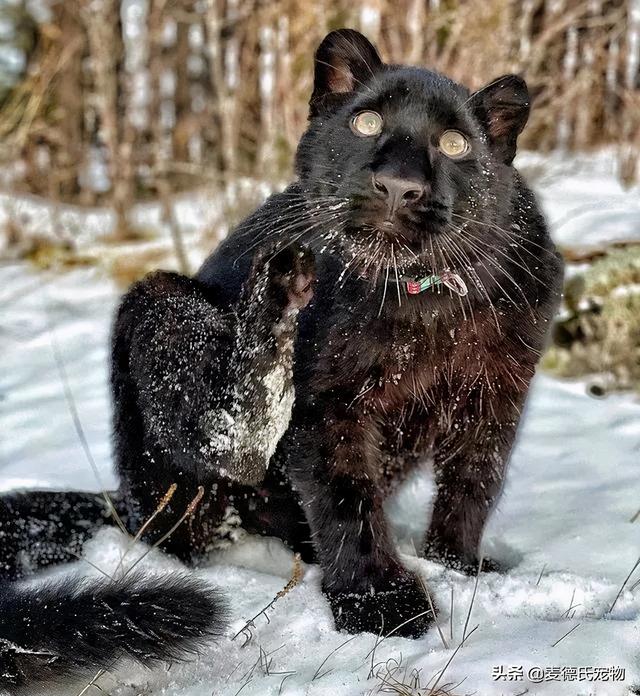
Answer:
[372,173,426,211]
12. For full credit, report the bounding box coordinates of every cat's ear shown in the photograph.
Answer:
[470,75,530,165]
[310,29,383,117]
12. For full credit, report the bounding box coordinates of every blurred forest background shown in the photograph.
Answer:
[0,0,639,391]
[1,0,638,229]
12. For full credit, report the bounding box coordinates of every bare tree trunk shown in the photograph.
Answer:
[82,0,135,239]
[148,0,190,273]
[204,0,241,187]
[50,0,86,200]
[172,0,195,165]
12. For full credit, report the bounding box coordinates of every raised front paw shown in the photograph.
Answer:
[268,244,316,311]
[325,573,435,638]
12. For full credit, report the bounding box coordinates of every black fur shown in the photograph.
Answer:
[0,27,563,684]
[0,573,226,693]
[199,30,563,635]
[0,490,112,580]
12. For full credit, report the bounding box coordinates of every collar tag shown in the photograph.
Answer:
[441,271,468,297]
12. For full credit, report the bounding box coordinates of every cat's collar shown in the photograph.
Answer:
[388,270,468,297]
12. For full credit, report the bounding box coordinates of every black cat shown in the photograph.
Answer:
[0,28,562,691]
[197,28,563,634]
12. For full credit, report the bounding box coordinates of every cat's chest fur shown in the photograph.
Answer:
[311,303,458,412]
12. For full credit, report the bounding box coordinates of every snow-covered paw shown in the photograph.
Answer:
[423,543,507,575]
[325,573,435,638]
[269,244,316,310]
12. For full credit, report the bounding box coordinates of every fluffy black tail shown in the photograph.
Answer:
[0,572,227,694]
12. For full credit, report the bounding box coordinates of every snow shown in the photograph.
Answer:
[1,151,640,695]
[517,150,640,248]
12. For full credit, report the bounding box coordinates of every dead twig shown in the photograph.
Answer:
[232,553,303,645]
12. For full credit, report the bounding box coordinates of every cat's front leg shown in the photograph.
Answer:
[424,385,526,574]
[286,405,435,637]
[204,245,315,485]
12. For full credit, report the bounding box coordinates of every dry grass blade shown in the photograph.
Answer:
[375,657,419,695]
[417,573,448,649]
[551,622,581,648]
[362,608,434,670]
[561,588,581,619]
[462,557,482,642]
[75,668,106,696]
[373,654,466,696]
[427,625,478,696]
[408,540,447,649]
[68,549,113,580]
[133,483,178,542]
[123,485,205,578]
[278,672,294,694]
[46,306,128,537]
[313,634,359,681]
[607,554,640,614]
[232,553,303,645]
[113,483,178,577]
[235,643,288,694]
[368,621,386,680]
[449,587,454,642]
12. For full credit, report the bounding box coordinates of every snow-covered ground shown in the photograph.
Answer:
[1,152,640,695]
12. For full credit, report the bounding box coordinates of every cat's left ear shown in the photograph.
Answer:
[470,75,530,165]
[310,29,383,117]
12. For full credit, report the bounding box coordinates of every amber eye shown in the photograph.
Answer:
[439,130,471,158]
[351,111,383,137]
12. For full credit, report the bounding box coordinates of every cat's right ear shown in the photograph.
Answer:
[470,75,530,165]
[309,29,383,117]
